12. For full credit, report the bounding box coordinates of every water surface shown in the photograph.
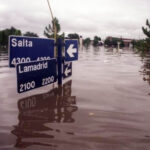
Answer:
[0,47,150,150]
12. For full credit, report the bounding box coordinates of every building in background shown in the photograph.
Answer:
[105,36,134,48]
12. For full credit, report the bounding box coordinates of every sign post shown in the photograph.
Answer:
[57,38,63,85]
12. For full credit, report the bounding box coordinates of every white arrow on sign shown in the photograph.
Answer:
[65,67,71,76]
[67,44,77,58]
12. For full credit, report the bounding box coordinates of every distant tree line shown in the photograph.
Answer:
[43,17,102,47]
[0,27,21,47]
[6,17,150,51]
[0,27,38,48]
[24,32,38,37]
[0,17,103,49]
[83,38,91,47]
[104,37,124,48]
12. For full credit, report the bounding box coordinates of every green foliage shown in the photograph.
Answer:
[59,32,65,40]
[104,38,112,47]
[93,36,101,46]
[135,39,150,52]
[23,32,38,37]
[44,17,61,39]
[67,33,79,39]
[53,18,61,33]
[131,40,136,49]
[120,40,125,48]
[0,26,22,47]
[83,37,91,47]
[111,37,118,47]
[104,37,124,48]
[142,19,150,39]
[137,19,150,52]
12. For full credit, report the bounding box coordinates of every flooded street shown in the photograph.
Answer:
[0,47,150,150]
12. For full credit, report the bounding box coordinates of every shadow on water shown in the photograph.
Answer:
[11,80,78,149]
[93,46,101,56]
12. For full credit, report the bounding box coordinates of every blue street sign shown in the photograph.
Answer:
[65,39,78,61]
[16,59,57,93]
[9,36,55,67]
[63,62,72,79]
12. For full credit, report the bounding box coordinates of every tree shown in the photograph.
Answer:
[104,38,112,47]
[111,37,118,47]
[135,39,149,52]
[142,19,150,39]
[44,17,61,39]
[83,38,91,47]
[93,36,101,46]
[67,33,79,39]
[0,31,4,46]
[135,19,150,52]
[120,40,125,48]
[59,32,65,40]
[0,26,22,47]
[23,32,38,37]
[104,37,124,48]
[141,19,150,51]
[131,40,136,49]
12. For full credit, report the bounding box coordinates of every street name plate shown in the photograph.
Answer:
[9,36,54,67]
[16,59,57,93]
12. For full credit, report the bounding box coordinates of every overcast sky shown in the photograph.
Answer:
[0,0,150,39]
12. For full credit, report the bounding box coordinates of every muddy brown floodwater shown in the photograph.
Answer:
[0,46,150,150]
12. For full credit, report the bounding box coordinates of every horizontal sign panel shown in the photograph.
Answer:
[16,59,57,93]
[9,36,55,67]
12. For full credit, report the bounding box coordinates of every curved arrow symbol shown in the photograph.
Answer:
[67,44,77,58]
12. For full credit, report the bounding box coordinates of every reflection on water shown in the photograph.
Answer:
[12,80,78,149]
[140,54,150,94]
[0,49,8,58]
[0,49,8,68]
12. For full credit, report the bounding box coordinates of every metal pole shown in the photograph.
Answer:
[46,0,57,41]
[57,38,62,85]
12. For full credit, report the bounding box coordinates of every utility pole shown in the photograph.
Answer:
[46,0,57,57]
[46,0,62,86]
[46,0,57,41]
